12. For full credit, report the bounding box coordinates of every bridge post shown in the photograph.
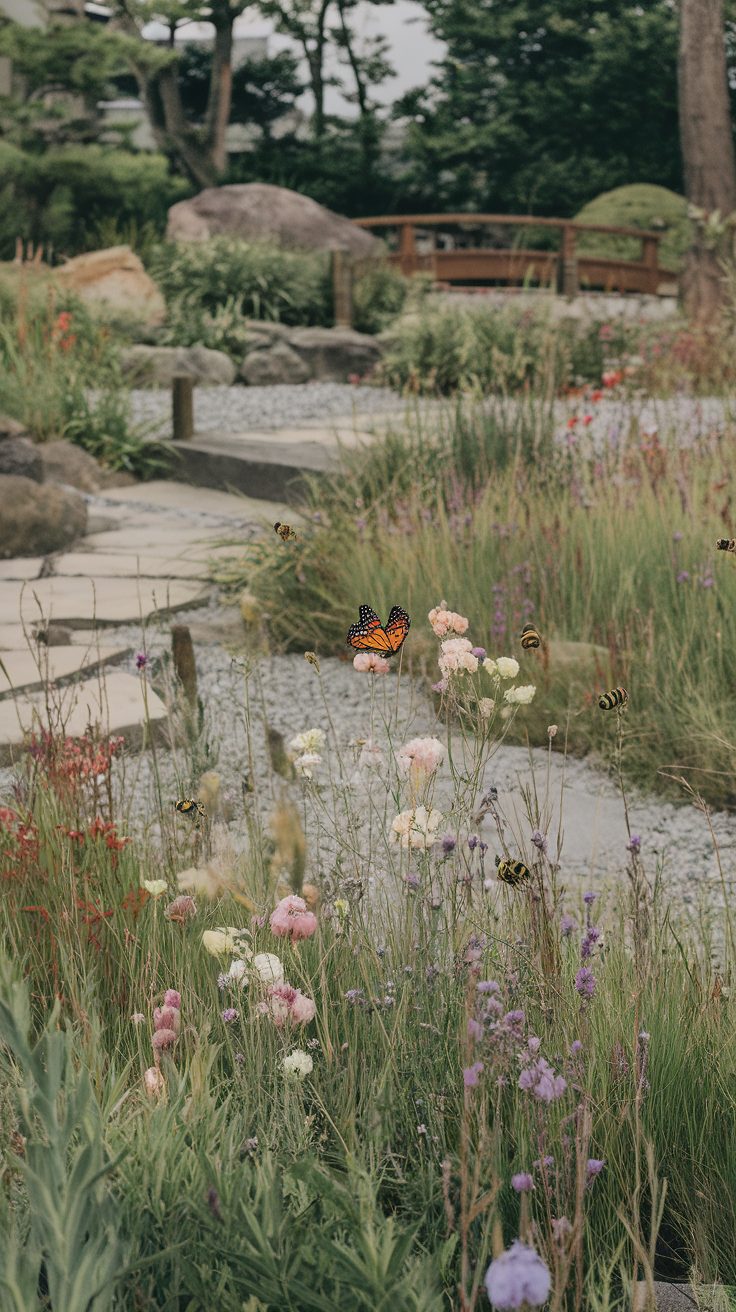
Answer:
[399,223,418,276]
[560,224,578,297]
[332,248,353,328]
[641,236,660,294]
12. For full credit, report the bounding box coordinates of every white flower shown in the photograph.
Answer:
[228,956,252,986]
[396,736,445,781]
[495,657,520,680]
[390,805,444,850]
[142,879,168,898]
[289,728,326,755]
[482,657,498,676]
[202,927,242,956]
[293,751,322,778]
[438,637,478,677]
[478,698,496,719]
[282,1049,314,1079]
[130,1012,145,1025]
[252,952,284,983]
[504,684,536,706]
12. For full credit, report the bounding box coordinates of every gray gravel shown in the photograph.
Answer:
[127,381,405,440]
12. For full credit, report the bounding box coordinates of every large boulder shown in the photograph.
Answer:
[240,341,311,386]
[0,475,87,558]
[55,245,166,327]
[286,326,382,382]
[0,438,42,482]
[166,183,380,257]
[39,441,135,492]
[120,344,236,388]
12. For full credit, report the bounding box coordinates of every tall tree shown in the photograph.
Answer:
[678,0,736,322]
[257,0,334,140]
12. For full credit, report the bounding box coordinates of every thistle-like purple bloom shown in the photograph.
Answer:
[467,1017,483,1041]
[484,1240,551,1310]
[441,834,457,854]
[467,834,480,851]
[582,891,598,907]
[463,1061,484,1087]
[135,651,149,671]
[222,1008,238,1022]
[531,829,548,853]
[676,570,690,583]
[569,1039,583,1056]
[575,966,597,999]
[477,979,500,994]
[511,1172,534,1193]
[471,646,487,660]
[627,834,641,855]
[586,1158,605,1182]
[519,1057,567,1102]
[560,913,576,937]
[580,925,601,960]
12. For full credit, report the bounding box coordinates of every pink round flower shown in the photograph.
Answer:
[396,736,445,780]
[270,895,318,942]
[153,1005,180,1035]
[262,982,316,1027]
[428,601,469,637]
[152,1027,178,1052]
[164,989,181,1010]
[353,652,391,674]
[164,895,197,924]
[438,637,478,676]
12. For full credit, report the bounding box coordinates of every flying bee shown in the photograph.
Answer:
[716,538,736,553]
[495,855,531,886]
[520,623,541,650]
[598,687,628,711]
[174,798,207,823]
[274,521,297,541]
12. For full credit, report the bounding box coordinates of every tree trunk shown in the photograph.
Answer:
[678,0,736,324]
[205,18,234,176]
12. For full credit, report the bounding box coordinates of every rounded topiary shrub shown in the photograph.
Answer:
[573,183,691,273]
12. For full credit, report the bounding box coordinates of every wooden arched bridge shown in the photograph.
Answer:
[354,214,668,296]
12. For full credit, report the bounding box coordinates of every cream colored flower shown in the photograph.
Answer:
[282,1048,314,1078]
[504,684,536,706]
[289,728,326,755]
[202,927,242,957]
[482,657,498,677]
[293,751,322,778]
[390,805,443,850]
[143,1066,166,1097]
[478,698,496,719]
[177,865,226,899]
[252,952,284,983]
[142,879,168,898]
[228,955,253,986]
[495,657,520,680]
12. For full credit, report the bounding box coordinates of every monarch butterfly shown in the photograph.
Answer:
[495,855,531,886]
[274,522,297,541]
[346,604,411,657]
[175,798,206,822]
[520,623,541,650]
[598,687,628,711]
[716,538,736,553]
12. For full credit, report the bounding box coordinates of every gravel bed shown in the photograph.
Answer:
[127,381,405,440]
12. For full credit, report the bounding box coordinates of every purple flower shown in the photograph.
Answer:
[471,646,487,660]
[344,988,365,1004]
[586,1158,605,1182]
[676,570,690,583]
[222,1008,238,1022]
[467,1017,483,1041]
[531,829,547,853]
[135,651,149,671]
[582,891,597,906]
[511,1172,534,1193]
[569,1039,583,1056]
[477,979,500,994]
[217,973,229,991]
[560,913,576,937]
[467,834,480,851]
[403,871,420,889]
[527,1036,541,1053]
[463,1061,484,1088]
[701,573,714,589]
[580,925,601,960]
[484,1240,551,1310]
[575,966,597,999]
[627,834,641,854]
[533,1155,555,1171]
[672,530,684,542]
[503,1009,525,1026]
[519,1057,567,1102]
[441,834,457,854]
[432,678,448,694]
[551,1216,572,1243]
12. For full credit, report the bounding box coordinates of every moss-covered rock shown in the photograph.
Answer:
[573,184,691,273]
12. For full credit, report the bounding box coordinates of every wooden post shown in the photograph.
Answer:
[172,374,193,443]
[171,625,198,706]
[332,248,353,328]
[642,235,660,294]
[399,222,418,276]
[560,224,578,297]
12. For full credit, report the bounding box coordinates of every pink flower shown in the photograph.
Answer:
[270,895,318,942]
[152,1027,178,1052]
[164,989,181,1010]
[438,637,478,677]
[153,1005,180,1035]
[143,1066,165,1096]
[164,895,197,923]
[396,736,445,783]
[428,600,469,637]
[261,982,316,1027]
[353,652,391,674]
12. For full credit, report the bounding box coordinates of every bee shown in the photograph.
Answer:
[174,798,207,822]
[520,623,541,650]
[598,687,628,711]
[716,538,736,553]
[274,521,297,542]
[495,855,531,886]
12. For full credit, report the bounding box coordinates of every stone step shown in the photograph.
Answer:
[0,670,168,767]
[161,437,338,501]
[0,644,132,698]
[0,575,209,628]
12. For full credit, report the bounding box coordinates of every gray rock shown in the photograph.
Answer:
[40,440,134,493]
[120,345,236,388]
[633,1282,705,1311]
[166,182,380,257]
[0,475,87,558]
[286,326,382,382]
[240,341,311,386]
[0,415,30,441]
[0,438,43,482]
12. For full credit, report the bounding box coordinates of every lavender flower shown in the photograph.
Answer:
[560,913,576,938]
[511,1172,534,1193]
[477,979,500,994]
[519,1057,567,1102]
[580,926,601,960]
[467,1018,484,1041]
[676,570,690,583]
[463,1061,484,1087]
[531,829,548,853]
[135,651,149,671]
[441,834,457,854]
[533,1155,555,1170]
[583,891,598,907]
[569,1039,583,1056]
[471,646,487,660]
[586,1158,605,1183]
[344,988,366,1005]
[467,834,480,851]
[551,1216,572,1243]
[575,966,597,999]
[222,1008,238,1023]
[627,834,641,854]
[484,1240,551,1310]
[403,871,420,889]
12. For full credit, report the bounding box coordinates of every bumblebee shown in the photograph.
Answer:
[175,798,207,822]
[520,623,541,650]
[716,538,736,553]
[495,855,531,886]
[274,521,297,541]
[598,687,628,711]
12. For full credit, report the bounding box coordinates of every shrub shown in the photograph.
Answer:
[573,183,691,274]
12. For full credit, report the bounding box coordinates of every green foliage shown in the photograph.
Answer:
[574,184,692,273]
[352,259,408,334]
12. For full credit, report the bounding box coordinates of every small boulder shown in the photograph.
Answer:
[240,342,311,386]
[166,183,379,257]
[55,245,166,328]
[120,344,236,387]
[0,438,43,482]
[286,326,382,382]
[40,440,134,493]
[0,475,87,558]
[0,415,30,441]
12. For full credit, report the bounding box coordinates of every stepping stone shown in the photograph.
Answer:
[80,526,227,552]
[0,645,131,697]
[0,558,44,581]
[0,576,209,628]
[53,552,215,581]
[100,481,256,518]
[0,624,30,650]
[0,670,168,767]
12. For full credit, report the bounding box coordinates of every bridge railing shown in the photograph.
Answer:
[353,214,664,295]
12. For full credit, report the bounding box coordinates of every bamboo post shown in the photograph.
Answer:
[332,248,353,328]
[560,224,578,297]
[172,374,193,443]
[642,235,660,294]
[399,222,418,276]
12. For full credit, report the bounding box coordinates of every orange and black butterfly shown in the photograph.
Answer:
[346,604,410,658]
